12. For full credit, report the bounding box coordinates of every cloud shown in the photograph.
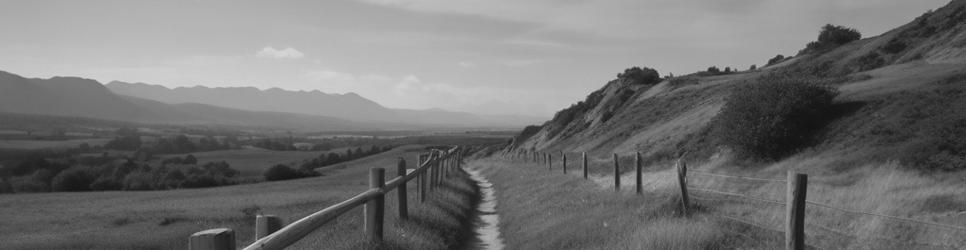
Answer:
[255,46,305,59]
[304,70,356,82]
[503,59,545,67]
[457,61,477,68]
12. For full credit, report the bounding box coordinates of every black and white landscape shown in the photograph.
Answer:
[2,1,966,250]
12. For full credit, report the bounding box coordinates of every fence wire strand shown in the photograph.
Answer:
[687,186,786,206]
[689,171,787,183]
[804,200,966,232]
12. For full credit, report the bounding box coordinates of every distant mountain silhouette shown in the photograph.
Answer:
[106,81,545,127]
[0,70,374,131]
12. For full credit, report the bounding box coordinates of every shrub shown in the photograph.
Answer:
[712,75,839,159]
[89,176,122,190]
[180,174,219,188]
[881,39,907,54]
[183,154,198,165]
[617,66,661,85]
[51,166,94,191]
[767,54,786,66]
[122,172,155,190]
[800,24,861,54]
[263,164,301,181]
[10,176,49,192]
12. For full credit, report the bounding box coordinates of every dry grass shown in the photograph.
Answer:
[468,157,766,249]
[686,152,966,249]
[0,145,480,250]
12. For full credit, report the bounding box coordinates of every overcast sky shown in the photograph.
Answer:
[0,0,947,117]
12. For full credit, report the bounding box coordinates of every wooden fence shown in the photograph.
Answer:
[188,146,463,250]
[502,149,966,250]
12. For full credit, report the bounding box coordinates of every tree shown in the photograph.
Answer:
[51,166,93,192]
[183,154,198,165]
[749,64,757,71]
[263,164,300,181]
[801,24,861,54]
[767,55,786,66]
[617,66,662,85]
[707,66,721,74]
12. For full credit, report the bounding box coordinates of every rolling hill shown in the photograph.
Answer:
[106,81,546,127]
[0,71,374,131]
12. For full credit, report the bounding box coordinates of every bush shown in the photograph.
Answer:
[180,174,220,188]
[263,164,301,181]
[801,24,861,54]
[51,166,94,192]
[263,164,316,181]
[123,172,155,190]
[767,55,786,66]
[712,75,839,159]
[617,66,662,85]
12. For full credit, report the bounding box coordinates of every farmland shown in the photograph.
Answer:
[0,145,479,249]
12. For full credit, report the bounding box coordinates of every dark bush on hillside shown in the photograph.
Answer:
[712,75,839,159]
[180,174,220,188]
[881,39,907,54]
[617,67,661,85]
[263,164,316,181]
[767,55,786,66]
[51,166,94,191]
[801,24,861,54]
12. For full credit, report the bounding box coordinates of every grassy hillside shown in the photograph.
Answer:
[0,145,480,250]
[500,0,966,248]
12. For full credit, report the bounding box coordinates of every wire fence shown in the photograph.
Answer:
[684,169,966,250]
[500,150,966,249]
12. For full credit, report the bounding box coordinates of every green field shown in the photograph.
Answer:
[0,145,479,250]
[0,138,111,150]
[156,147,351,178]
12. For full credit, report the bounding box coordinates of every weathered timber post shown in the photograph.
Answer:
[420,156,427,203]
[430,155,438,190]
[562,152,568,174]
[786,172,807,250]
[189,228,235,250]
[365,168,385,242]
[582,152,588,179]
[635,152,643,194]
[676,159,689,215]
[396,158,408,220]
[613,153,620,191]
[255,215,283,239]
[548,153,552,170]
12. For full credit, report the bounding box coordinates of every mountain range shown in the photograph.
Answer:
[105,81,544,127]
[0,72,545,131]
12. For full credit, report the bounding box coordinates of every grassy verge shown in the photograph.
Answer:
[0,145,480,250]
[469,156,782,249]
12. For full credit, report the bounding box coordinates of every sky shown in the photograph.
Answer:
[0,0,948,117]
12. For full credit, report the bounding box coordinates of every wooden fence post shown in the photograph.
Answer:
[420,157,427,203]
[582,152,588,179]
[562,152,567,174]
[396,158,408,220]
[635,152,642,194]
[676,159,689,215]
[189,228,235,250]
[365,168,385,242]
[613,153,620,191]
[255,215,283,239]
[786,172,807,250]
[548,153,552,170]
[430,156,438,190]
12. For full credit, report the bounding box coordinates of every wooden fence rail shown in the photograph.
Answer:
[189,146,463,250]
